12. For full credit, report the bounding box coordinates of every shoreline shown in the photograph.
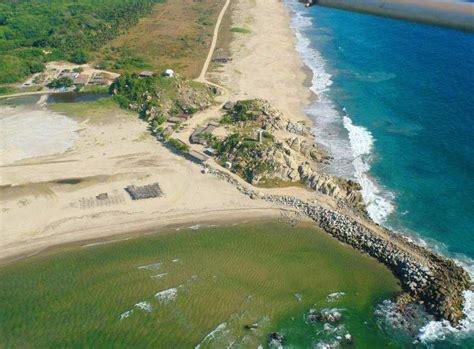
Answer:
[0,0,471,333]
[0,207,298,266]
[278,0,473,335]
[209,0,471,327]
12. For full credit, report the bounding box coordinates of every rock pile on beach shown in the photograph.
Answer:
[204,166,471,325]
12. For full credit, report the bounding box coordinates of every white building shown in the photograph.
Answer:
[164,69,174,77]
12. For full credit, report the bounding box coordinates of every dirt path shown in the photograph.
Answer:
[197,0,231,83]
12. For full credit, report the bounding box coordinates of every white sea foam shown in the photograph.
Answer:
[326,292,345,302]
[343,116,395,224]
[155,287,178,304]
[194,322,227,349]
[119,310,133,320]
[150,273,168,280]
[285,2,395,224]
[137,262,162,271]
[285,2,473,345]
[135,301,152,312]
[418,290,474,343]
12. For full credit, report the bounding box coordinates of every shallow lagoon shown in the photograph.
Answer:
[0,221,401,348]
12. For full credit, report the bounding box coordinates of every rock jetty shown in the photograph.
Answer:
[205,167,472,325]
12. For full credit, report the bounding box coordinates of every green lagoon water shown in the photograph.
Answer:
[0,222,401,348]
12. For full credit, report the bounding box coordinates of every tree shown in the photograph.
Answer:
[49,77,74,89]
[70,49,91,64]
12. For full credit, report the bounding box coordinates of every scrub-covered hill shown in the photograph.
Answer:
[0,0,163,83]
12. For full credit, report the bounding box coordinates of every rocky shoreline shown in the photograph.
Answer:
[205,166,471,326]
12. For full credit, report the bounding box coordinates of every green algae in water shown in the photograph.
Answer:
[0,222,402,348]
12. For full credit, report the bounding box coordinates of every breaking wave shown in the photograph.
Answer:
[286,1,395,225]
[285,1,473,345]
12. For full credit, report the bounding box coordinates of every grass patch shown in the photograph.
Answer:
[48,97,133,123]
[230,27,251,34]
[0,222,400,348]
[255,179,308,189]
[0,86,17,96]
[98,0,226,78]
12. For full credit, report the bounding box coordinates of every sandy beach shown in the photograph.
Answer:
[211,0,313,124]
[0,0,314,263]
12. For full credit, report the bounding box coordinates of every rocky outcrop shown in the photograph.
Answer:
[218,99,363,209]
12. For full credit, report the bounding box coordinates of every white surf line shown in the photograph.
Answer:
[119,310,133,320]
[326,292,346,302]
[194,322,227,349]
[134,301,152,312]
[150,273,168,279]
[137,262,162,270]
[155,287,178,304]
[82,237,133,248]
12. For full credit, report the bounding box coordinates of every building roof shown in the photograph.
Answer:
[89,78,108,85]
[208,120,220,127]
[73,75,89,85]
[168,117,183,124]
[61,72,79,79]
[177,114,191,120]
[162,126,174,137]
[202,125,216,134]
[188,150,209,163]
[139,71,155,77]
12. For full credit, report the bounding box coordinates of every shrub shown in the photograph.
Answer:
[230,27,251,34]
[70,49,90,64]
[167,137,189,154]
[49,76,73,88]
[113,94,130,109]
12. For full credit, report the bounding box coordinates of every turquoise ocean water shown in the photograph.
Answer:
[284,0,473,346]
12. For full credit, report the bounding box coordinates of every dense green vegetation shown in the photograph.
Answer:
[0,222,400,348]
[49,77,74,89]
[230,27,251,34]
[0,0,164,83]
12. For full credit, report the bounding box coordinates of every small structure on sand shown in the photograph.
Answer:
[125,183,163,200]
[73,74,89,86]
[190,124,217,146]
[168,117,183,124]
[257,129,264,143]
[176,114,191,121]
[212,57,233,64]
[139,71,155,78]
[96,193,109,200]
[208,120,220,127]
[188,150,209,164]
[162,126,174,137]
[204,147,217,156]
